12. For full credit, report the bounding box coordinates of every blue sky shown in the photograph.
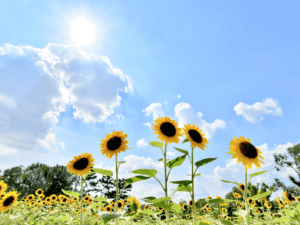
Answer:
[1,0,300,205]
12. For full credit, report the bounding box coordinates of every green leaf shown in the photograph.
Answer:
[118,161,126,164]
[141,196,157,203]
[168,203,182,215]
[170,180,193,186]
[188,173,201,177]
[249,190,273,201]
[53,216,71,222]
[87,171,96,176]
[181,138,190,144]
[208,199,235,204]
[137,208,154,216]
[158,158,169,162]
[100,213,122,225]
[282,209,295,218]
[195,157,218,169]
[93,197,109,203]
[219,179,239,186]
[249,170,268,179]
[124,175,151,185]
[225,151,234,155]
[166,155,187,169]
[61,189,80,198]
[91,168,113,177]
[172,147,189,155]
[270,216,291,223]
[149,141,163,149]
[129,169,157,178]
[146,196,172,204]
[177,184,192,192]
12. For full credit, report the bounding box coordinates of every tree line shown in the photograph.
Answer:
[0,162,132,202]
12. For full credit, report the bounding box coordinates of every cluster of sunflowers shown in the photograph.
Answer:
[1,115,296,225]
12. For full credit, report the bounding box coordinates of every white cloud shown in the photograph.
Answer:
[174,103,226,140]
[136,138,148,147]
[142,103,166,121]
[177,95,181,99]
[0,43,134,155]
[233,97,283,124]
[143,122,152,129]
[142,102,226,141]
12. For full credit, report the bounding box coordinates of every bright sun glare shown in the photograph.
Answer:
[70,18,96,46]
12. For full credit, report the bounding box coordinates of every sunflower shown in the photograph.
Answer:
[238,183,250,193]
[117,200,124,210]
[0,180,7,195]
[182,124,209,150]
[152,117,183,145]
[283,191,296,204]
[128,196,142,210]
[229,136,265,169]
[67,152,95,178]
[27,194,35,202]
[0,191,20,212]
[100,130,130,159]
[35,189,43,196]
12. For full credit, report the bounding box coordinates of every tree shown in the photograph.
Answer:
[0,163,81,200]
[0,165,28,199]
[82,172,133,203]
[271,143,300,198]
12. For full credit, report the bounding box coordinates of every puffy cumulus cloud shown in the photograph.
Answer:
[166,151,176,157]
[136,138,148,147]
[142,103,166,121]
[174,103,226,140]
[233,98,282,124]
[142,102,226,141]
[143,122,152,130]
[0,43,133,155]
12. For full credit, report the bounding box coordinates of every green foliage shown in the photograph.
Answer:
[0,162,81,200]
[83,173,132,203]
[271,143,300,198]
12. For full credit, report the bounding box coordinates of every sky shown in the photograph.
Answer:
[0,0,300,205]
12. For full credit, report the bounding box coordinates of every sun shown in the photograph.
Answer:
[70,17,96,46]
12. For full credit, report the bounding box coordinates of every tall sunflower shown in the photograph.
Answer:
[181,124,209,150]
[152,117,183,145]
[229,136,265,169]
[100,130,129,159]
[67,152,95,178]
[0,191,19,212]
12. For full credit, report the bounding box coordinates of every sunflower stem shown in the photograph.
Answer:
[191,146,196,225]
[164,141,169,225]
[115,154,119,225]
[80,176,84,225]
[245,167,249,225]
